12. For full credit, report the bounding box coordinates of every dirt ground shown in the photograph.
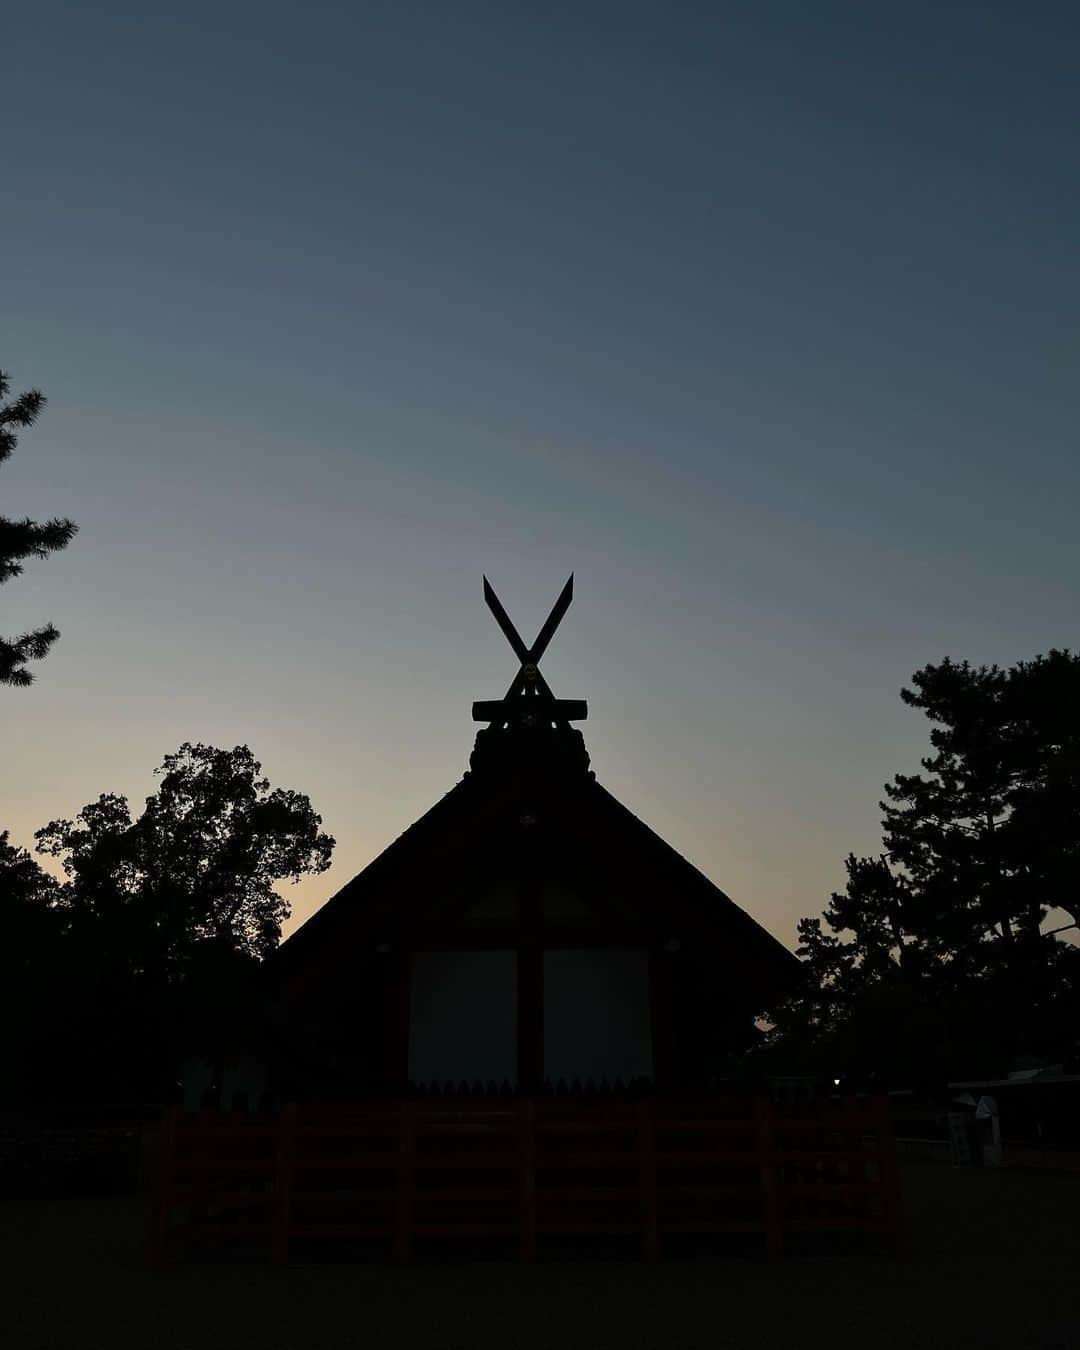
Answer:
[5,1161,1077,1350]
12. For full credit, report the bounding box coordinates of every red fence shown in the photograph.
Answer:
[153,1095,899,1265]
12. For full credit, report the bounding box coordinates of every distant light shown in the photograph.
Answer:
[833,1077,842,1087]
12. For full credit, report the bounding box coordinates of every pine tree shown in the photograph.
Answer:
[0,371,78,686]
[763,654,1080,1079]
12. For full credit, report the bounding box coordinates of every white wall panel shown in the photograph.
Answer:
[544,948,653,1083]
[408,949,517,1085]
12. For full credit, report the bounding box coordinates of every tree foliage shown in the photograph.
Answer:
[0,371,78,686]
[0,832,71,1105]
[36,742,336,973]
[2,744,334,1103]
[0,828,64,990]
[766,652,1080,1079]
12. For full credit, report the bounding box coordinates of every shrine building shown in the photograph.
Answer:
[268,578,797,1098]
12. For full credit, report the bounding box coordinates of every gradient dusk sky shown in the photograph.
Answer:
[3,2,1079,948]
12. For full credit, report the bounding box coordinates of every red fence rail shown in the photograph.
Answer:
[153,1095,899,1265]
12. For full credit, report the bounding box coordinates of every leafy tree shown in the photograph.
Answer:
[17,745,334,1101]
[0,828,60,908]
[764,653,1080,1079]
[0,832,69,1104]
[0,829,65,988]
[0,372,78,686]
[37,742,335,977]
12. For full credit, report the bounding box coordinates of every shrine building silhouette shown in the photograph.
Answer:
[267,577,796,1099]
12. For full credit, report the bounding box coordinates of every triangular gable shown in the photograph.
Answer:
[273,767,797,1005]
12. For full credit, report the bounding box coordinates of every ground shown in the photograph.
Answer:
[5,1162,1077,1350]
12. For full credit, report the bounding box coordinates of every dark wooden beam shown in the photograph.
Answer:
[649,949,677,1091]
[483,576,530,664]
[472,698,587,723]
[529,573,574,665]
[384,948,412,1092]
[479,575,584,719]
[516,882,544,1094]
[408,922,652,950]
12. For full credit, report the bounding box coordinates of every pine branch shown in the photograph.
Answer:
[0,624,61,686]
[0,371,46,465]
[0,515,78,582]
[0,370,78,688]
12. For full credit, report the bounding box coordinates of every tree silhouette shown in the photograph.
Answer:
[0,371,78,686]
[37,743,336,978]
[765,653,1080,1079]
[0,829,64,991]
[7,745,335,1102]
[0,832,70,1105]
[1002,650,1080,935]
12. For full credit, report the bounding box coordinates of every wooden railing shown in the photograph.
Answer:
[153,1094,899,1265]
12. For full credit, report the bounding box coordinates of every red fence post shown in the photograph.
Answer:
[519,1098,537,1262]
[271,1104,297,1266]
[873,1093,901,1252]
[638,1098,659,1261]
[393,1100,416,1264]
[840,1092,860,1221]
[190,1109,214,1230]
[756,1097,783,1257]
[151,1105,178,1269]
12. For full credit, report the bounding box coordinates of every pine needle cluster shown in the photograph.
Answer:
[0,371,78,686]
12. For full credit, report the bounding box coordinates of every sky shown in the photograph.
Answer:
[3,1,1079,949]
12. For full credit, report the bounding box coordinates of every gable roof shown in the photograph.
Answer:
[273,726,797,1003]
